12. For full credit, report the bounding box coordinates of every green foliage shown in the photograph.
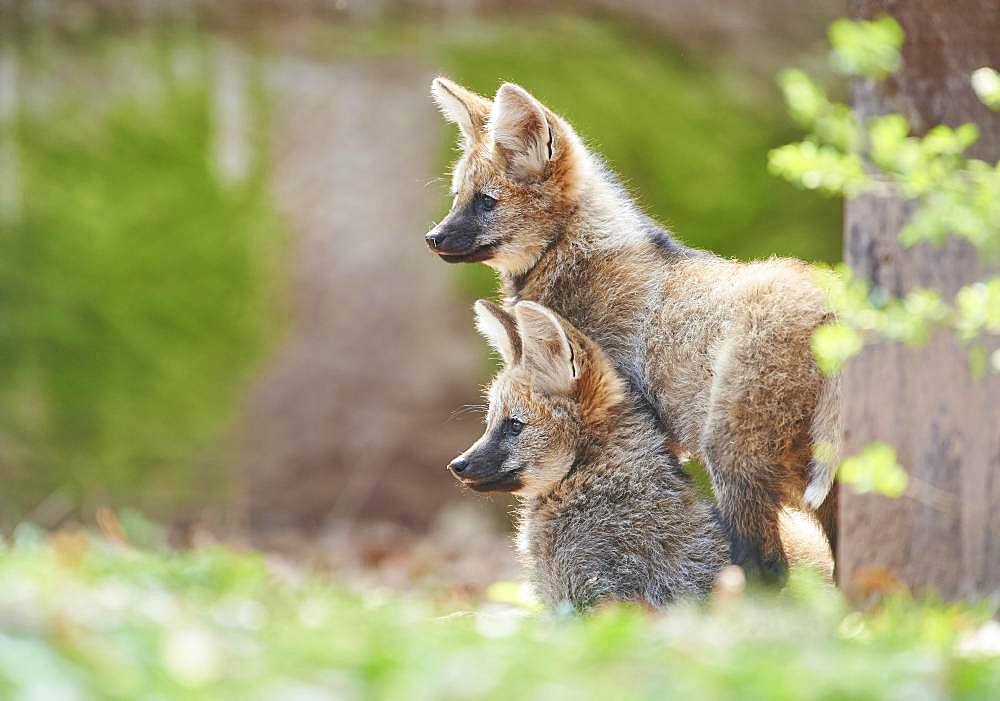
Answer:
[774,18,1000,497]
[954,278,1000,341]
[971,67,1000,111]
[0,41,285,521]
[811,322,863,375]
[828,16,904,80]
[769,18,1000,380]
[2,532,999,700]
[814,266,951,372]
[899,159,1000,254]
[768,69,865,194]
[768,139,866,195]
[778,69,862,153]
[838,443,908,498]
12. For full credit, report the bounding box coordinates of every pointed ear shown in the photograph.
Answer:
[431,77,491,149]
[488,83,553,182]
[513,301,576,395]
[514,301,625,426]
[474,299,521,366]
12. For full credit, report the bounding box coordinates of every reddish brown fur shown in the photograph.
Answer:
[428,78,841,581]
[463,301,730,608]
[456,301,831,608]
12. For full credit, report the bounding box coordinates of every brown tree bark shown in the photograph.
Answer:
[839,0,1000,599]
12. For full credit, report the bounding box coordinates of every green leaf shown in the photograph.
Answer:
[828,16,904,79]
[838,442,908,498]
[968,345,988,379]
[868,113,912,171]
[812,322,864,374]
[767,142,867,195]
[971,67,1000,110]
[777,70,862,152]
[954,277,1000,341]
[779,69,827,128]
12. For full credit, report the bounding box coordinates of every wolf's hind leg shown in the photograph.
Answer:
[706,458,789,585]
[701,339,790,585]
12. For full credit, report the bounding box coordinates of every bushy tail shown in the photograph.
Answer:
[804,458,836,510]
[803,373,841,510]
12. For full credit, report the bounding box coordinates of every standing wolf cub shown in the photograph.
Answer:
[426,78,840,582]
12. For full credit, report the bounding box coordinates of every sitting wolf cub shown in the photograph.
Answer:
[453,299,729,609]
[450,300,830,611]
[426,79,840,582]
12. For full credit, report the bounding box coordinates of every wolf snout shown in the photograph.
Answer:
[425,229,447,250]
[425,228,469,255]
[425,221,482,258]
[448,456,469,474]
[426,225,470,252]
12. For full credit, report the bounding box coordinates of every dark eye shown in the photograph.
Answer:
[475,192,497,213]
[507,418,524,436]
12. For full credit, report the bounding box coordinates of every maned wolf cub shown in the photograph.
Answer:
[426,78,840,582]
[452,299,729,610]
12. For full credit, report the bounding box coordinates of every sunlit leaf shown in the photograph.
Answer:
[768,142,867,195]
[828,16,903,79]
[968,345,988,379]
[838,442,908,498]
[954,278,1000,341]
[812,322,864,375]
[971,67,1000,110]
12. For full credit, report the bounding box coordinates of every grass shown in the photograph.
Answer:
[0,529,998,700]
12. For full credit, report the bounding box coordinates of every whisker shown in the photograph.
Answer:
[446,404,487,423]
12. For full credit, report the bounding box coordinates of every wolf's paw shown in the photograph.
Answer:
[729,534,788,587]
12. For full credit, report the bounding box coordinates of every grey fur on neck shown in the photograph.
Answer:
[516,399,729,612]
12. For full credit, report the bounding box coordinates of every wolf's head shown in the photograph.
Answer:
[425,78,589,276]
[449,300,624,497]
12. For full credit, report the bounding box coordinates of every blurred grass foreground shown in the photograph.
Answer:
[1,529,999,700]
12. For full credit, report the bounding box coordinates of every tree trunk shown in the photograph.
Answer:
[238,57,484,536]
[0,46,18,225]
[839,0,1000,599]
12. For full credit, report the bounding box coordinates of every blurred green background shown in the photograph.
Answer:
[1,35,285,523]
[0,2,840,534]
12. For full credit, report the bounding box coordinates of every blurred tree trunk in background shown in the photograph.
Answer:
[239,57,483,537]
[839,0,1000,599]
[0,46,18,224]
[212,41,252,187]
[588,0,838,82]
